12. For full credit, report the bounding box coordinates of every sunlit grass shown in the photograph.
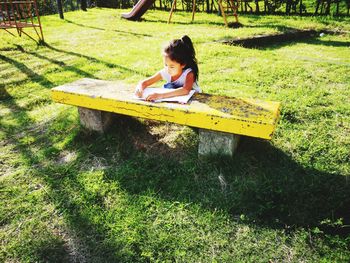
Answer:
[1,8,350,262]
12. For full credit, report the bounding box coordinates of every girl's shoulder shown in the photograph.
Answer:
[183,68,193,74]
[176,68,193,83]
[183,68,201,92]
[181,68,194,78]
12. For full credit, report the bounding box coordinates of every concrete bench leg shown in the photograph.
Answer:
[78,107,113,133]
[198,129,240,157]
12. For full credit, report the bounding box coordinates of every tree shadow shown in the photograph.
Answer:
[0,43,147,97]
[14,44,97,79]
[41,42,146,77]
[0,83,13,100]
[65,19,154,38]
[0,53,54,88]
[0,45,145,262]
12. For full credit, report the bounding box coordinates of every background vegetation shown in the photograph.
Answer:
[36,0,350,16]
[1,8,350,262]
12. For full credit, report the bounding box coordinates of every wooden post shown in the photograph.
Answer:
[218,0,228,27]
[192,0,196,22]
[168,0,176,23]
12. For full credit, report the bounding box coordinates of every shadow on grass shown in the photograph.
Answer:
[2,96,350,261]
[244,24,302,33]
[1,98,131,261]
[0,83,12,100]
[142,17,226,27]
[219,30,350,49]
[257,37,350,50]
[0,43,147,96]
[0,53,54,88]
[0,45,146,261]
[307,38,350,47]
[65,19,154,38]
[14,44,97,79]
[106,134,350,235]
[41,42,146,77]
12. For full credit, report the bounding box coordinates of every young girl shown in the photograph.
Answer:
[135,35,200,101]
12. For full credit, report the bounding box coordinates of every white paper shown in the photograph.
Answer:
[134,87,196,104]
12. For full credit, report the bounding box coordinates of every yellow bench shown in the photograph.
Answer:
[51,78,281,156]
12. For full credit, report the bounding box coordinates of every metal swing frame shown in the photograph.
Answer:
[0,0,44,41]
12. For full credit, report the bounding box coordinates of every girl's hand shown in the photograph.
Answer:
[135,84,144,98]
[146,93,162,102]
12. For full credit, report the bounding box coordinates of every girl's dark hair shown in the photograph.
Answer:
[164,35,199,81]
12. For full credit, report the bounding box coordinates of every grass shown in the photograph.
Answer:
[1,8,350,262]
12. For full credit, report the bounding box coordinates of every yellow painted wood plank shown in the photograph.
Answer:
[51,78,281,139]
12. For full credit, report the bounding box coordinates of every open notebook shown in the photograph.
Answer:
[135,87,196,104]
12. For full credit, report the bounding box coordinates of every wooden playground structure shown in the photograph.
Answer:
[218,0,240,27]
[168,0,240,27]
[0,0,44,41]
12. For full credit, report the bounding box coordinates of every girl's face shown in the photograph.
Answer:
[163,55,185,77]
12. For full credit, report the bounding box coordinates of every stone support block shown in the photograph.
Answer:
[198,129,240,156]
[78,107,113,133]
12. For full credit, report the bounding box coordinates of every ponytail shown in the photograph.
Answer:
[164,35,199,81]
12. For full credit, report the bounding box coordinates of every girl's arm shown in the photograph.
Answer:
[145,72,195,101]
[135,72,163,97]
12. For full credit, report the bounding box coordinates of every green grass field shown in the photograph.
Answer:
[1,8,350,262]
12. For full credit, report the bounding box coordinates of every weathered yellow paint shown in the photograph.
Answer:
[51,78,281,139]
